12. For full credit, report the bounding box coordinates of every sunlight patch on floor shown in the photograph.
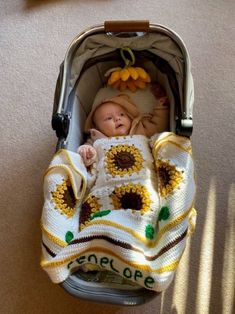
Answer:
[195,177,216,313]
[222,184,235,314]
[171,237,192,313]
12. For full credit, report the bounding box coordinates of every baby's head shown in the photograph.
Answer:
[85,94,141,137]
[92,102,132,137]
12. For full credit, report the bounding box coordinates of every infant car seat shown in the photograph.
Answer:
[42,20,195,305]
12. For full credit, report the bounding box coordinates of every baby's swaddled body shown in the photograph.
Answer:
[79,134,160,234]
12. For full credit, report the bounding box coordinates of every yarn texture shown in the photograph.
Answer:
[41,132,196,291]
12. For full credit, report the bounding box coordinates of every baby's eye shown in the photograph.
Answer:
[105,116,112,121]
[120,113,125,116]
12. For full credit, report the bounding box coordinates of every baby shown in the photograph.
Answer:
[77,90,170,272]
[78,101,132,166]
[78,91,169,166]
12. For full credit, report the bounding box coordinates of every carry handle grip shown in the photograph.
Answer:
[104,20,149,33]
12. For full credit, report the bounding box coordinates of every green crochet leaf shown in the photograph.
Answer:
[65,231,74,243]
[158,206,170,221]
[145,224,154,240]
[91,210,111,220]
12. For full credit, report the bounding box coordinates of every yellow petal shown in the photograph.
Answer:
[128,67,139,80]
[109,71,121,84]
[135,67,148,80]
[120,68,130,81]
[134,78,146,89]
[142,73,151,83]
[112,79,121,89]
[126,79,137,92]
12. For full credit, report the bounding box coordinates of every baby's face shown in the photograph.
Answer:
[93,102,131,137]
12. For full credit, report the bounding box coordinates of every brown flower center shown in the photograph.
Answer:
[79,202,92,226]
[114,151,136,169]
[63,185,76,208]
[159,167,171,187]
[120,192,143,211]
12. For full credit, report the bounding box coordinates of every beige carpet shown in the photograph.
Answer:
[1,1,234,313]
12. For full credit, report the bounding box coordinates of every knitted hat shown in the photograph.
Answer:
[84,94,141,131]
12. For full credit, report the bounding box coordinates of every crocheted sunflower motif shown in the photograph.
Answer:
[51,179,76,217]
[111,183,151,215]
[105,144,144,177]
[79,195,101,230]
[156,159,183,197]
[105,47,151,92]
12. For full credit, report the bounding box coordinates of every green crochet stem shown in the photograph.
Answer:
[91,210,111,220]
[120,47,135,66]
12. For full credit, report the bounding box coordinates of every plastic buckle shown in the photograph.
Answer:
[52,113,70,139]
[176,118,193,137]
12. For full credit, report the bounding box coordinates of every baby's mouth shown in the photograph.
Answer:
[116,123,124,129]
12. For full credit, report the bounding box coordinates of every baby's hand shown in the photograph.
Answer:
[77,145,97,166]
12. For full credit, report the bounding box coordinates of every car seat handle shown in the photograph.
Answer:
[104,20,149,33]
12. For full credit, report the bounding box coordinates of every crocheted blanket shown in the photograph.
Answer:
[41,132,196,292]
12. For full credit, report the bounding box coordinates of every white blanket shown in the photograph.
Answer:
[41,132,196,292]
